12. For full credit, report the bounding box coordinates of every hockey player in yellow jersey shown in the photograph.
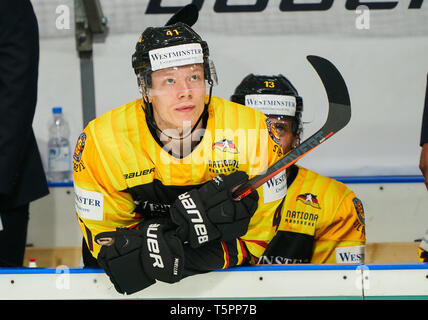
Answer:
[231,74,366,264]
[419,232,428,262]
[72,18,286,293]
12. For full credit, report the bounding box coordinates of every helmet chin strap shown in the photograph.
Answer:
[143,80,213,141]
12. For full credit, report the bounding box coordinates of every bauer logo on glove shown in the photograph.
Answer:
[176,192,209,245]
[170,171,259,248]
[94,220,184,295]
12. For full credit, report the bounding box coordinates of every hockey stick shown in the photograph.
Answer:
[232,55,351,200]
[165,4,199,26]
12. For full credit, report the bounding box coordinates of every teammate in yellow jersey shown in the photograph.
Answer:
[231,74,366,264]
[72,21,285,294]
[419,231,428,262]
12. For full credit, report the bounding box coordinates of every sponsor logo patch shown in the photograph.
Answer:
[149,43,203,72]
[352,197,365,224]
[284,210,318,227]
[257,255,307,264]
[74,185,104,221]
[352,197,366,234]
[245,94,297,116]
[73,132,86,163]
[296,193,321,209]
[146,223,165,268]
[178,192,209,245]
[266,118,281,145]
[335,245,365,264]
[212,139,239,154]
[73,159,86,173]
[263,170,287,203]
[208,159,239,174]
[123,167,155,179]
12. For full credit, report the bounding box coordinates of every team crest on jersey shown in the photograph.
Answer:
[212,139,239,154]
[297,193,321,209]
[73,132,86,163]
[352,197,365,237]
[266,118,281,146]
[352,197,365,224]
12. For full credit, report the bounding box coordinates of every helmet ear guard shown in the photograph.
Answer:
[207,59,218,86]
[136,72,147,96]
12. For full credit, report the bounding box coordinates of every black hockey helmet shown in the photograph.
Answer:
[131,20,217,140]
[132,22,217,93]
[231,74,303,136]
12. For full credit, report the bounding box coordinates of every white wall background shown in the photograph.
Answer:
[26,1,428,248]
[31,0,428,177]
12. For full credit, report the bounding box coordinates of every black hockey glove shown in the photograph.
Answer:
[170,171,259,248]
[95,220,184,295]
[95,227,154,295]
[139,221,185,284]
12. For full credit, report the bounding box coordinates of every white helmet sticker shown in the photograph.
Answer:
[245,94,297,117]
[149,43,204,72]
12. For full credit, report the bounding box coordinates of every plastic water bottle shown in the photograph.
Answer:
[47,106,71,183]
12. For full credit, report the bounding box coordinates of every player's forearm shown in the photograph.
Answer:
[182,239,247,277]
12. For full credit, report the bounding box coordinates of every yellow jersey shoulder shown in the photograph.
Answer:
[74,99,145,190]
[281,165,358,233]
[85,99,142,135]
[209,95,268,129]
[292,166,353,203]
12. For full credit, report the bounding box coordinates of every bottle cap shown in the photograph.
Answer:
[52,106,62,114]
[29,257,37,268]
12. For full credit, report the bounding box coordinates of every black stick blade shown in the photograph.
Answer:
[165,4,199,27]
[307,55,351,131]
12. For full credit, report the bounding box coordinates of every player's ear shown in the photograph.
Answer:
[292,135,299,149]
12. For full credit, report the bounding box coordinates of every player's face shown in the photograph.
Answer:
[268,116,298,154]
[148,64,206,133]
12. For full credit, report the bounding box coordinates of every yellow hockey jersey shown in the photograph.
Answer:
[418,231,428,262]
[242,165,366,264]
[72,96,285,266]
[418,248,428,262]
